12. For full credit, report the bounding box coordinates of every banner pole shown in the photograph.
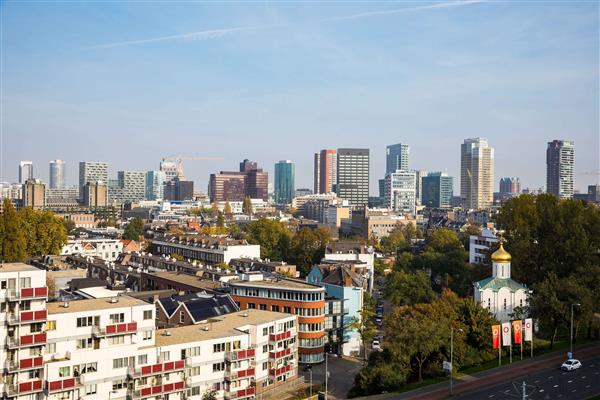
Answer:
[499,344,501,366]
[531,334,533,358]
[510,343,512,364]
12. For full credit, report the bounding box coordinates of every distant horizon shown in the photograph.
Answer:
[2,2,598,193]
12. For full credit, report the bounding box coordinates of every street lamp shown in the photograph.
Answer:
[450,327,463,396]
[570,303,581,357]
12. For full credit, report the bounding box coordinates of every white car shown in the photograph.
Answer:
[372,340,381,351]
[561,359,582,371]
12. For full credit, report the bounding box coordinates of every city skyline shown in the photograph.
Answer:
[2,2,598,193]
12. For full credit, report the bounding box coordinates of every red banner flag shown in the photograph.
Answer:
[512,320,522,345]
[492,324,500,349]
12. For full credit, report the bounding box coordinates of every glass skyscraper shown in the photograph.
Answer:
[274,160,295,205]
[422,172,454,208]
[386,143,410,174]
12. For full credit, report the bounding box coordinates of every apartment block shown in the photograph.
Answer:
[22,179,46,210]
[150,236,260,266]
[79,162,109,200]
[336,148,369,209]
[546,140,575,199]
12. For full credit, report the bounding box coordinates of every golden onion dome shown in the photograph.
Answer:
[491,243,512,262]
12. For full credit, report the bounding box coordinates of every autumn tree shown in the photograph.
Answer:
[1,200,26,262]
[123,217,144,240]
[385,270,435,307]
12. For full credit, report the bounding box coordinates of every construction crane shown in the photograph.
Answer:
[161,154,224,179]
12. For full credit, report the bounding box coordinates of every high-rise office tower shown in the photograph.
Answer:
[159,160,178,182]
[386,143,410,174]
[239,159,258,173]
[460,138,494,209]
[19,161,34,184]
[422,172,454,208]
[499,177,521,197]
[384,170,416,214]
[546,140,574,199]
[22,179,45,209]
[79,161,108,199]
[313,152,320,194]
[209,172,246,203]
[413,169,428,206]
[145,170,166,200]
[274,160,295,205]
[49,159,66,189]
[118,171,145,201]
[315,150,337,194]
[164,177,194,201]
[245,168,268,201]
[83,181,108,208]
[336,148,369,208]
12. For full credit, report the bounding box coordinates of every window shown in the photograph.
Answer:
[143,331,152,341]
[283,306,291,313]
[109,313,125,324]
[85,384,97,395]
[179,311,185,323]
[46,320,56,331]
[160,351,170,361]
[263,345,268,353]
[21,300,31,311]
[46,343,56,354]
[248,303,256,309]
[113,358,129,369]
[138,355,148,365]
[262,362,268,370]
[77,338,93,349]
[259,304,267,310]
[503,299,507,310]
[76,316,99,327]
[191,387,201,396]
[109,336,125,345]
[112,379,127,390]
[20,277,31,289]
[262,327,268,336]
[190,366,201,376]
[213,343,226,353]
[75,362,97,375]
[212,362,225,372]
[143,310,153,320]
[59,367,70,377]
[184,346,201,357]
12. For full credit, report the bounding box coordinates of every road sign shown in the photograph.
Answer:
[567,351,573,359]
[443,361,452,372]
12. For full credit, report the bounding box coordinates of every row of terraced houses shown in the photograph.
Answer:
[0,263,298,400]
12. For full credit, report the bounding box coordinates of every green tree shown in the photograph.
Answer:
[63,218,76,234]
[348,302,377,361]
[242,196,253,215]
[385,270,435,307]
[201,391,217,400]
[380,224,408,255]
[349,349,410,397]
[170,253,184,261]
[288,228,331,275]
[18,208,67,256]
[425,228,464,253]
[216,212,225,228]
[223,201,233,219]
[123,217,144,240]
[215,262,231,271]
[244,218,291,261]
[1,200,27,262]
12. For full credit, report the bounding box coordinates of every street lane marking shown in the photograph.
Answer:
[586,385,591,388]
[548,376,553,379]
[488,395,494,398]
[568,380,573,383]
[553,385,559,388]
[539,390,544,393]
[534,380,540,383]
[581,376,586,379]
[572,389,577,393]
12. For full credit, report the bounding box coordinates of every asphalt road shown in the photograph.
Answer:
[458,354,600,400]
[299,355,363,399]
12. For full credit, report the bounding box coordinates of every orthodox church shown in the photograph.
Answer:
[474,244,530,322]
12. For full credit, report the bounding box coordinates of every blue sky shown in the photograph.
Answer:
[1,1,598,193]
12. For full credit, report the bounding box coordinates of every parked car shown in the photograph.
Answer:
[375,317,383,326]
[561,359,582,371]
[372,339,381,350]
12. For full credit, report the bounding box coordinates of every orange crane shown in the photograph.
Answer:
[161,154,224,179]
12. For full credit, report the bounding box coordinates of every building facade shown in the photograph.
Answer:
[145,170,166,201]
[546,140,574,199]
[313,150,337,195]
[19,161,34,184]
[79,162,109,200]
[229,274,326,364]
[384,170,416,214]
[160,160,178,182]
[274,160,295,205]
[48,160,66,190]
[385,143,409,174]
[151,237,261,265]
[499,177,521,198]
[336,148,369,209]
[82,182,108,209]
[164,178,194,202]
[422,172,453,208]
[460,138,494,210]
[22,179,46,209]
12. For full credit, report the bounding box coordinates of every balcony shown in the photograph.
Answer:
[7,287,48,301]
[6,333,47,349]
[131,381,185,398]
[5,379,44,396]
[46,377,77,393]
[7,310,48,325]
[225,367,255,382]
[268,330,292,343]
[269,364,292,378]
[269,347,292,360]
[225,348,256,362]
[129,360,186,378]
[225,386,256,400]
[92,322,137,337]
[5,356,43,372]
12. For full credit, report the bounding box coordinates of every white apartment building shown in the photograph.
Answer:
[152,237,260,265]
[469,228,498,264]
[384,170,417,215]
[0,264,298,400]
[61,239,124,261]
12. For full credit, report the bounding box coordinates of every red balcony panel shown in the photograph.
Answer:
[151,385,162,394]
[34,332,46,344]
[247,348,255,357]
[33,356,43,367]
[34,287,48,297]
[127,322,137,331]
[20,358,33,369]
[164,361,174,371]
[174,360,185,369]
[106,325,117,334]
[140,387,152,396]
[151,364,162,373]
[163,383,174,392]
[34,310,47,320]
[32,380,42,390]
[21,288,34,298]
[21,311,34,321]
[63,378,75,389]
[174,381,184,390]
[141,366,152,375]
[21,335,33,345]
[117,323,127,333]
[48,381,62,391]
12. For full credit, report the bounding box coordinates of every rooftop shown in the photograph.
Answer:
[474,277,528,292]
[155,309,292,346]
[47,295,149,314]
[145,271,223,290]
[0,263,41,273]
[229,277,323,291]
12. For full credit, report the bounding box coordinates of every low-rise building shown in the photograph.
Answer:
[155,292,239,328]
[469,227,498,265]
[150,236,260,266]
[61,238,123,261]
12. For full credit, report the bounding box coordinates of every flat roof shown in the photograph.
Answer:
[229,277,324,291]
[47,295,149,314]
[0,263,41,273]
[146,271,222,290]
[76,287,124,299]
[155,309,292,346]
